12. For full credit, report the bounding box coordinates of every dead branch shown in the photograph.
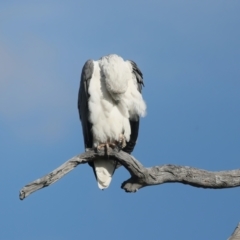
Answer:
[228,223,240,240]
[19,148,240,200]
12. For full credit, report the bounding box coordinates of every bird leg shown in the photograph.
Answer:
[116,134,126,149]
[97,134,126,155]
[97,142,116,155]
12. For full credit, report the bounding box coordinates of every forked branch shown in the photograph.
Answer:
[19,149,240,200]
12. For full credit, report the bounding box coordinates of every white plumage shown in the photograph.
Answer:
[89,55,146,147]
[78,54,146,189]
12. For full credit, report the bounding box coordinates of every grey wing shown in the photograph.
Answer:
[78,60,94,150]
[128,60,144,92]
[123,60,145,154]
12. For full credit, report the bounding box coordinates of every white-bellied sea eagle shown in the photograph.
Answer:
[78,54,146,189]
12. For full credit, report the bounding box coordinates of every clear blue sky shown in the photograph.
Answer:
[1,1,240,239]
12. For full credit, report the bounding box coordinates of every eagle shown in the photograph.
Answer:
[78,54,146,189]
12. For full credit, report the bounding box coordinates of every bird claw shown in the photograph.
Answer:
[97,134,126,155]
[117,134,126,149]
[97,143,116,155]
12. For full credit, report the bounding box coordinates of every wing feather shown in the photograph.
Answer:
[78,60,94,149]
[123,60,145,154]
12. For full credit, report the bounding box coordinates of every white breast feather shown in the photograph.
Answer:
[88,55,146,147]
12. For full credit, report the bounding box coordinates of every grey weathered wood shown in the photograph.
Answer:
[19,148,240,200]
[228,223,240,240]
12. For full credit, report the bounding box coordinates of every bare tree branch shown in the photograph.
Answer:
[228,223,240,240]
[19,148,240,200]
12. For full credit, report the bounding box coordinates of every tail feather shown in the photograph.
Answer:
[94,159,117,189]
